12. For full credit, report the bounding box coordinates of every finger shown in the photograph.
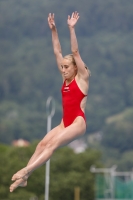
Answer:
[68,15,70,20]
[48,13,51,19]
[73,11,77,18]
[75,11,79,19]
[50,13,52,19]
[48,13,50,20]
[76,13,80,20]
[48,13,51,20]
[76,16,80,21]
[71,12,74,18]
[51,13,54,19]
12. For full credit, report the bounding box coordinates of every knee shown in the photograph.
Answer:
[36,139,57,153]
[45,141,57,153]
[36,140,46,151]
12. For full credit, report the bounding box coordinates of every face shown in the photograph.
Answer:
[61,58,77,80]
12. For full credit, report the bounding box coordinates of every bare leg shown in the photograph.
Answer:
[26,125,63,166]
[16,129,59,182]
[11,125,63,181]
[10,126,62,191]
[11,117,85,181]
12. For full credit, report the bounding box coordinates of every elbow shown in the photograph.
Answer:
[54,49,62,55]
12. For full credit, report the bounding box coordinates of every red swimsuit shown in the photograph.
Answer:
[61,78,87,127]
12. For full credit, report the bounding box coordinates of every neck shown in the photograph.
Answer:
[67,72,77,81]
[65,75,75,84]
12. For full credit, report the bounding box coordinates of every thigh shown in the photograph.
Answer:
[51,116,86,149]
[39,123,64,146]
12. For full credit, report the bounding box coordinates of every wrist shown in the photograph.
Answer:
[51,26,57,32]
[68,25,75,29]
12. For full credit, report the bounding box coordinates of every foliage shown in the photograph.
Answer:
[102,108,133,152]
[0,143,102,200]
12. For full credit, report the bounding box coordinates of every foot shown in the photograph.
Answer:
[11,167,29,181]
[10,178,27,192]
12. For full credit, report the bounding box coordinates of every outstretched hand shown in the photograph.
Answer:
[48,13,56,29]
[67,11,80,28]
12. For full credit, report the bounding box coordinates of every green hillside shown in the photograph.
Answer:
[0,0,133,148]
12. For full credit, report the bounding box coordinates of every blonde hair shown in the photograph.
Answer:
[64,54,91,76]
[64,54,76,65]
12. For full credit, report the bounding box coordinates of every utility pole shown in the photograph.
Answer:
[44,96,55,200]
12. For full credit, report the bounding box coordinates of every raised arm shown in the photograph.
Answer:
[67,12,90,79]
[48,13,63,73]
